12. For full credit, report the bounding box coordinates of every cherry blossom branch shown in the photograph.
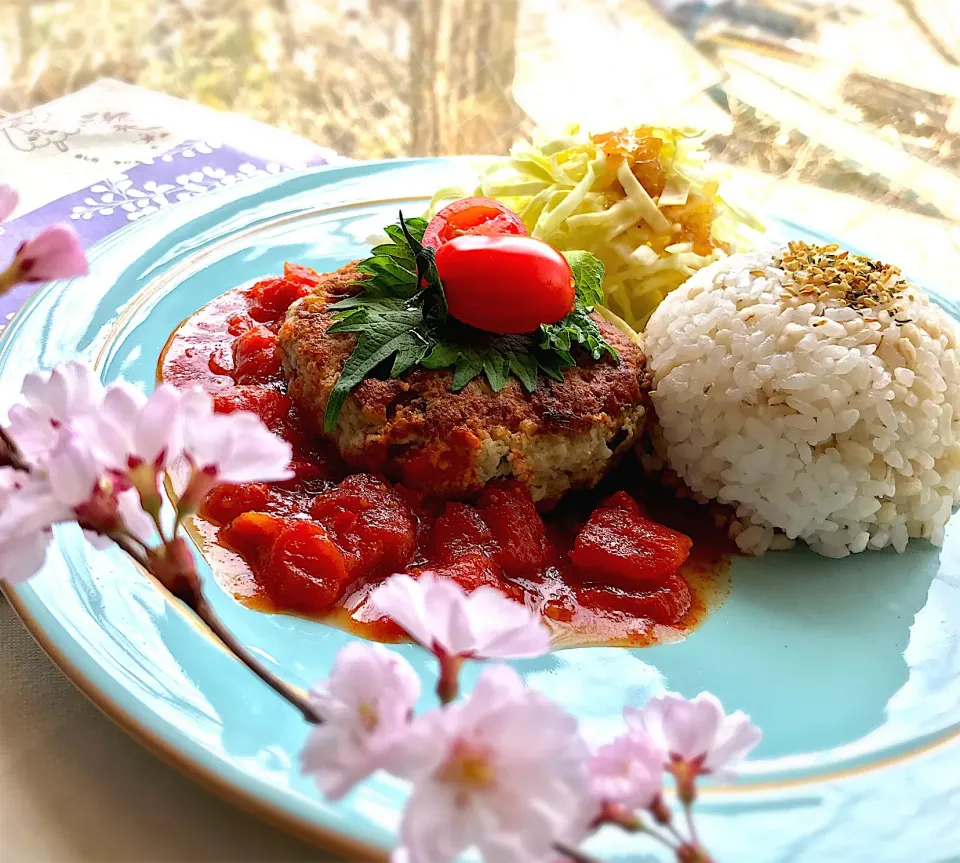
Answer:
[553,841,605,863]
[638,822,680,854]
[0,264,20,296]
[109,531,153,570]
[682,801,700,849]
[0,355,763,863]
[1,395,321,724]
[189,590,323,725]
[0,425,29,472]
[663,818,687,848]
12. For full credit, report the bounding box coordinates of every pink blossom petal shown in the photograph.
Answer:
[369,572,435,648]
[0,473,68,537]
[0,470,63,583]
[588,732,664,809]
[392,664,593,863]
[370,573,551,661]
[183,410,292,483]
[46,434,102,508]
[11,362,104,465]
[400,779,476,863]
[136,384,183,466]
[0,526,50,583]
[382,705,450,780]
[97,383,186,472]
[16,224,88,282]
[82,528,115,551]
[117,489,155,545]
[458,663,527,726]
[626,691,761,778]
[703,710,763,776]
[660,692,723,761]
[424,576,476,655]
[97,383,147,465]
[465,586,552,658]
[300,643,420,800]
[0,184,18,223]
[180,385,213,420]
[5,404,58,464]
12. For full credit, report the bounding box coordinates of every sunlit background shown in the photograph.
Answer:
[1,0,958,220]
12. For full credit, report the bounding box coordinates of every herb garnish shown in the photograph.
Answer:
[323,215,618,432]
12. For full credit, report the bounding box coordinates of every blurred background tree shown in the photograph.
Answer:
[0,0,527,158]
[0,0,957,220]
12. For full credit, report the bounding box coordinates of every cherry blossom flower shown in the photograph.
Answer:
[116,488,155,546]
[147,535,201,600]
[389,665,594,863]
[370,573,551,661]
[95,383,186,512]
[179,408,293,510]
[97,383,184,471]
[0,185,18,223]
[45,432,105,509]
[13,224,88,282]
[588,731,664,811]
[0,432,154,573]
[300,643,420,800]
[0,469,53,584]
[5,362,104,464]
[626,692,761,799]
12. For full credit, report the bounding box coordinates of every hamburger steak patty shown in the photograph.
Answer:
[278,262,651,503]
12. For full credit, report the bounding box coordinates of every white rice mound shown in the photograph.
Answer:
[643,244,960,557]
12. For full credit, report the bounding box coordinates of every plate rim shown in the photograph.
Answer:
[0,157,441,857]
[1,582,388,859]
[2,155,958,859]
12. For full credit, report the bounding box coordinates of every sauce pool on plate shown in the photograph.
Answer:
[159,264,734,648]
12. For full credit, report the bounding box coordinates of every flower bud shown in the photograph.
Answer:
[178,466,218,517]
[148,537,201,604]
[128,462,162,519]
[74,479,122,537]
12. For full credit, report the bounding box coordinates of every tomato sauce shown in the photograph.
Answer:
[159,267,733,648]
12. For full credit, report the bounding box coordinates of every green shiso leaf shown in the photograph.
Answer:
[321,215,617,431]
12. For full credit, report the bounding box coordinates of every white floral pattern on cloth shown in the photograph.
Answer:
[0,137,335,333]
[70,162,285,224]
[137,140,217,165]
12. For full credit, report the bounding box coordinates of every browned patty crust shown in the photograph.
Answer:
[278,262,650,502]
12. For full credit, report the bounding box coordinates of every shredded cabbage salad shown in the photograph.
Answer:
[429,125,763,331]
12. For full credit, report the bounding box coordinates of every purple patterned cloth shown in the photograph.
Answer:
[0,138,334,324]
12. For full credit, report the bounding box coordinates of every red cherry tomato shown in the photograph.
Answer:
[435,235,575,334]
[422,197,527,250]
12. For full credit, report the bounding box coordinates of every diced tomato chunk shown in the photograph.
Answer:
[233,324,276,360]
[200,482,271,524]
[598,491,643,516]
[395,484,441,551]
[263,521,353,613]
[250,276,310,315]
[227,314,252,336]
[232,325,282,384]
[212,387,291,432]
[411,553,519,598]
[283,262,322,287]
[429,502,497,563]
[272,457,333,494]
[477,481,547,578]
[571,506,692,587]
[578,573,692,625]
[310,474,416,576]
[207,344,234,376]
[220,511,285,563]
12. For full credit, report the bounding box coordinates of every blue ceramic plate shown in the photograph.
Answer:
[2,160,958,862]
